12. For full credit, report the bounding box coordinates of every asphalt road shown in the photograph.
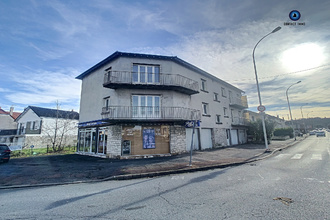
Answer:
[0,135,329,220]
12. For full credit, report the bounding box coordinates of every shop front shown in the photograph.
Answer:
[78,127,108,156]
[121,125,170,156]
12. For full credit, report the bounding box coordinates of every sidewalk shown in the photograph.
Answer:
[0,137,306,189]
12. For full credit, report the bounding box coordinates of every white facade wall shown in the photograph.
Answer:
[78,54,248,157]
[16,109,40,134]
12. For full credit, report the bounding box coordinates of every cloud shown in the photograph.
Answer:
[28,43,72,61]
[5,69,81,111]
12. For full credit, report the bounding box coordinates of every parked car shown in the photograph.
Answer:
[0,144,11,163]
[309,131,316,135]
[316,131,326,137]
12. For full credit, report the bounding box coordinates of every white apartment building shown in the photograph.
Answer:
[76,51,248,158]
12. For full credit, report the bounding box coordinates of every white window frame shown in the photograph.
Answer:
[202,102,209,115]
[223,107,228,117]
[201,79,207,92]
[132,95,161,118]
[103,96,110,110]
[214,92,219,102]
[133,64,160,84]
[221,87,226,97]
[216,114,221,124]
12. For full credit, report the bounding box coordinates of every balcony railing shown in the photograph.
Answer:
[231,117,249,126]
[101,106,201,121]
[103,71,199,95]
[229,95,248,109]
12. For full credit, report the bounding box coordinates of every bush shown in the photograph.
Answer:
[273,128,293,138]
[247,119,275,142]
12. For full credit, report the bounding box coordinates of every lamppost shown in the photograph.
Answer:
[307,111,313,118]
[252,26,281,149]
[307,111,314,131]
[300,103,308,119]
[286,81,301,140]
[300,103,308,133]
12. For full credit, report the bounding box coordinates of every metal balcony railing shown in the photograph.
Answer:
[103,71,199,95]
[101,106,201,121]
[229,95,248,109]
[231,117,249,126]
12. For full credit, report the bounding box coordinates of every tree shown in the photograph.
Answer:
[42,102,78,152]
[247,119,275,143]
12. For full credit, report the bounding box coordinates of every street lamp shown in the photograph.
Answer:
[252,26,281,149]
[286,81,301,140]
[300,103,308,133]
[307,111,313,118]
[307,111,314,131]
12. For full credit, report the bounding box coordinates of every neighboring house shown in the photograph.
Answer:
[76,51,249,158]
[11,106,79,149]
[244,110,287,129]
[0,106,20,129]
[0,107,21,146]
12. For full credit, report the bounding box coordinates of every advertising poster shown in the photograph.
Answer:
[143,128,155,149]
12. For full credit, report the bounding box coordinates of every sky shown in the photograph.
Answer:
[0,0,329,120]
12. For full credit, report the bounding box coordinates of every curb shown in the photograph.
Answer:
[0,137,306,190]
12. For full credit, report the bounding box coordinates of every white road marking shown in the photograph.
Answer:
[275,154,290,159]
[311,154,322,160]
[304,178,327,184]
[171,176,184,180]
[291,154,303,160]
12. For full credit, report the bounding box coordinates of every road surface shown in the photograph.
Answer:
[1,135,329,219]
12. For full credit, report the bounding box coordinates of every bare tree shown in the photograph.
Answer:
[42,101,78,152]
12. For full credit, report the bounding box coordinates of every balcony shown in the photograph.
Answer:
[229,95,248,109]
[101,106,201,123]
[103,71,199,95]
[231,117,249,127]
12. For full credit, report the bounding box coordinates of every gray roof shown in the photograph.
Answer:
[16,106,79,121]
[76,51,244,92]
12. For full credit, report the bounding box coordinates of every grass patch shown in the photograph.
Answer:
[11,146,76,158]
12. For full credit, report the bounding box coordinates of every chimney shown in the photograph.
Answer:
[10,106,14,116]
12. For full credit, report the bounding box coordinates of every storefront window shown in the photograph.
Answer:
[98,127,107,154]
[78,128,98,153]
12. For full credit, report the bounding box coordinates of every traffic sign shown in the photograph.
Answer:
[257,105,266,112]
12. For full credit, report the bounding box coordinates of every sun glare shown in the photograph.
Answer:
[281,43,325,74]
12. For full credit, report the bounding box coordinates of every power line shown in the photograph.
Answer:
[225,63,330,83]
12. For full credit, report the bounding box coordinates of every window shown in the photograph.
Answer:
[202,103,209,115]
[105,66,112,82]
[133,64,160,83]
[201,79,207,92]
[216,115,222,124]
[35,121,40,130]
[231,109,234,122]
[214,93,220,102]
[223,107,228,117]
[221,87,226,97]
[103,97,110,110]
[132,95,161,118]
[78,128,97,153]
[229,90,232,102]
